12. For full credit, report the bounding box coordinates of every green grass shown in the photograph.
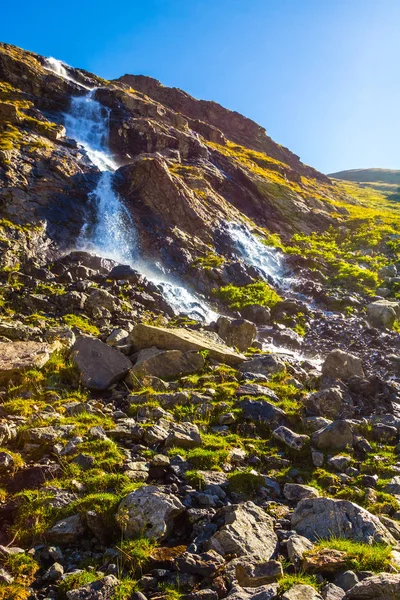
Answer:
[117,537,157,575]
[57,571,98,599]
[63,314,100,335]
[228,470,264,497]
[310,538,393,572]
[214,281,282,310]
[278,572,319,594]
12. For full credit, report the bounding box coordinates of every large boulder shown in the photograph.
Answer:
[117,485,184,540]
[128,324,245,365]
[71,336,132,390]
[207,501,278,560]
[304,385,354,420]
[165,422,202,448]
[367,300,400,329]
[346,574,400,599]
[322,350,364,381]
[240,304,271,325]
[239,354,285,376]
[291,498,395,544]
[216,316,257,351]
[0,341,60,380]
[128,347,204,380]
[311,420,353,451]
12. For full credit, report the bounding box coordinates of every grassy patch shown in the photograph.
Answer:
[215,281,281,310]
[310,538,392,572]
[278,572,319,594]
[117,536,157,575]
[63,314,100,335]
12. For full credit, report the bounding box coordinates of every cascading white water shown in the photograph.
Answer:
[45,58,217,322]
[226,222,283,281]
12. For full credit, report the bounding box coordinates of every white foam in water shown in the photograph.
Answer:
[226,222,283,281]
[54,80,216,322]
[44,57,93,90]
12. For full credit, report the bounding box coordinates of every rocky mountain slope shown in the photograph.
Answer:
[1,41,400,600]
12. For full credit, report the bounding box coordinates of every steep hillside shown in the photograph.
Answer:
[2,42,400,600]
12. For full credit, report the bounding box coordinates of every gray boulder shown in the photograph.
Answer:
[207,501,277,560]
[240,304,271,325]
[165,422,202,449]
[273,426,310,451]
[283,483,319,502]
[304,386,354,420]
[282,585,323,599]
[217,316,257,351]
[238,399,287,427]
[367,300,399,329]
[47,514,85,544]
[322,350,364,381]
[239,354,285,376]
[227,584,278,600]
[321,583,345,600]
[346,573,400,599]
[117,485,184,540]
[128,347,204,380]
[311,420,353,450]
[235,560,283,587]
[291,497,395,544]
[71,336,132,390]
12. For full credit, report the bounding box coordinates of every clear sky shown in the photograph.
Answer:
[1,0,399,174]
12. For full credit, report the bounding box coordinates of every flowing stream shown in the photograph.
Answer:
[44,58,217,322]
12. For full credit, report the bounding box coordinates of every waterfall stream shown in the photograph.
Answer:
[44,58,217,322]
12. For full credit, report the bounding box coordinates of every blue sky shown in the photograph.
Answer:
[2,0,399,174]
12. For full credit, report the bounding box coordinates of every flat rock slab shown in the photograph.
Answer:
[128,324,245,366]
[71,336,132,390]
[0,341,60,378]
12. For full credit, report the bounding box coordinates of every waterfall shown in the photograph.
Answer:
[226,222,283,281]
[45,58,217,322]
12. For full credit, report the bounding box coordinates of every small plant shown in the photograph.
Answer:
[228,470,265,497]
[278,572,319,594]
[63,314,100,335]
[309,538,392,572]
[117,537,157,575]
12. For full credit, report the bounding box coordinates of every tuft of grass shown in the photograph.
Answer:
[63,314,100,335]
[310,538,393,572]
[228,470,264,497]
[278,572,319,594]
[117,536,157,575]
[57,571,98,599]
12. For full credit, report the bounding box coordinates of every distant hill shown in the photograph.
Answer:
[329,168,400,198]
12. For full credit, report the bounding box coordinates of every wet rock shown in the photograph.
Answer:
[128,324,245,365]
[207,501,278,559]
[216,316,257,351]
[322,349,364,381]
[235,559,283,586]
[273,426,310,451]
[345,573,400,599]
[129,347,204,380]
[291,497,395,544]
[311,420,353,451]
[117,485,184,540]
[71,336,132,390]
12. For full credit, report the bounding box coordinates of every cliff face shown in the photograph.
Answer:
[0,41,346,282]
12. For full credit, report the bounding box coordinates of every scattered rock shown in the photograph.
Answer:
[322,349,364,381]
[346,573,400,599]
[216,316,257,351]
[71,336,132,390]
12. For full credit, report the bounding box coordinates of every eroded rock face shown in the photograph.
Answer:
[71,336,132,390]
[117,485,185,540]
[291,497,395,544]
[207,501,278,560]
